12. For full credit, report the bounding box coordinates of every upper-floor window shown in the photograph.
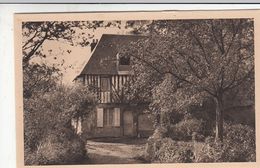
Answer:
[119,56,130,65]
[117,53,131,74]
[100,77,111,103]
[76,76,84,84]
[100,77,111,92]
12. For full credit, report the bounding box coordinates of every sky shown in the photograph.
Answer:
[30,22,132,85]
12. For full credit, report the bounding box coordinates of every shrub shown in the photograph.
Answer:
[195,123,256,162]
[156,138,194,163]
[167,118,204,141]
[32,129,86,165]
[223,123,255,162]
[24,84,96,165]
[144,127,167,161]
[145,129,194,163]
[24,149,38,165]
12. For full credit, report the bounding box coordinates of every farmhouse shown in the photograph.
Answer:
[74,34,154,138]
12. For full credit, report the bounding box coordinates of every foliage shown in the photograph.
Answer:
[144,127,194,163]
[25,128,86,165]
[167,116,205,141]
[24,84,96,165]
[145,122,255,163]
[23,21,104,164]
[24,84,96,151]
[156,138,194,163]
[22,21,122,63]
[24,63,96,164]
[144,127,167,161]
[122,19,254,141]
[145,136,194,163]
[195,123,255,162]
[123,61,162,106]
[223,123,255,161]
[23,63,60,99]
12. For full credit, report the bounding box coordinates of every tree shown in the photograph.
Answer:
[23,63,60,98]
[22,21,122,64]
[122,19,254,141]
[24,84,97,164]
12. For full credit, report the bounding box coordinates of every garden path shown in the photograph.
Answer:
[84,137,148,164]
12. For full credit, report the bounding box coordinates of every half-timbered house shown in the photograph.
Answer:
[74,34,154,138]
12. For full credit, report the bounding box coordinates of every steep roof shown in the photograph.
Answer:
[78,34,145,75]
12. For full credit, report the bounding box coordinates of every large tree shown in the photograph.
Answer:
[122,19,254,141]
[22,21,122,64]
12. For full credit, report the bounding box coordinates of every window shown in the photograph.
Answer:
[100,77,111,92]
[96,108,120,127]
[104,108,114,127]
[119,56,130,65]
[76,76,84,84]
[100,77,111,103]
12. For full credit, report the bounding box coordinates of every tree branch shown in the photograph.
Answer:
[22,30,39,49]
[189,30,210,65]
[187,59,202,80]
[210,21,225,54]
[223,67,254,91]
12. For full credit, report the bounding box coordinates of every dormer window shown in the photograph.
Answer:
[117,53,131,74]
[119,56,130,65]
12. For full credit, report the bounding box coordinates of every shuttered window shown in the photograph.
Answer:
[114,108,120,127]
[97,108,104,127]
[98,108,120,127]
[104,108,113,126]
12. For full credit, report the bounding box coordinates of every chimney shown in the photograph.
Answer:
[90,39,98,52]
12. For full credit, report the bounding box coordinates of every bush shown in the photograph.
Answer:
[195,123,256,162]
[145,128,194,163]
[144,127,167,161]
[24,84,96,165]
[156,138,194,163]
[25,129,86,165]
[223,123,255,162]
[167,117,204,141]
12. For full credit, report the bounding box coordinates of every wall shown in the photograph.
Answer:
[81,106,123,139]
[81,104,154,139]
[78,74,130,103]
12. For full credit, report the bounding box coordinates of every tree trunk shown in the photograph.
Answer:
[160,111,165,127]
[136,113,140,137]
[75,117,79,134]
[214,96,224,142]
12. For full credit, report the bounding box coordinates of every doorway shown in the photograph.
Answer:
[123,111,134,136]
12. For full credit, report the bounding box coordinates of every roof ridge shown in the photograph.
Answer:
[72,37,102,81]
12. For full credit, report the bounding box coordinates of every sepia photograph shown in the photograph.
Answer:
[15,11,258,167]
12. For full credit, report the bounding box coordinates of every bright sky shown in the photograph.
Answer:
[31,22,132,85]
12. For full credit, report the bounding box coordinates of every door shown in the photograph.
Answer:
[123,111,134,136]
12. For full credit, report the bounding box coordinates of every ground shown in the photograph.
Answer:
[84,137,149,164]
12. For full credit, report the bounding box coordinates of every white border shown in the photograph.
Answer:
[1,0,260,3]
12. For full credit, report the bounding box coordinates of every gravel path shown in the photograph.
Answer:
[85,138,148,164]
